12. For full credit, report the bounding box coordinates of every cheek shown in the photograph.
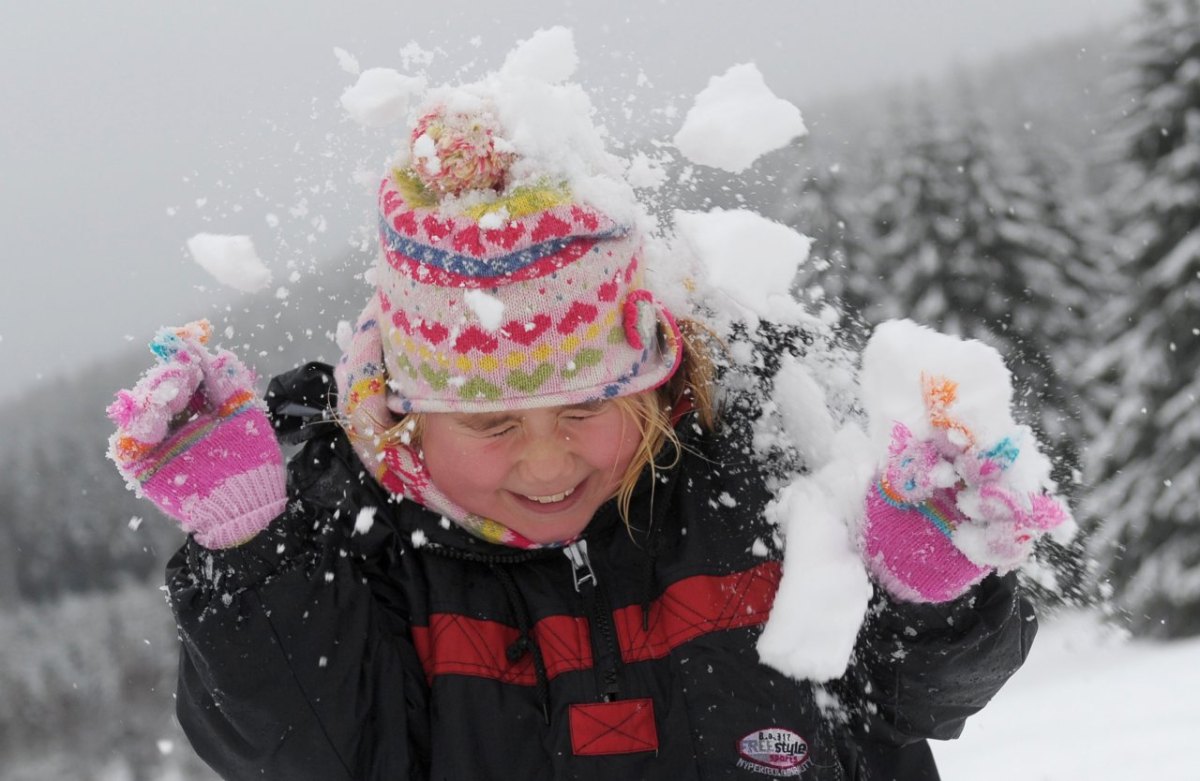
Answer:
[421,431,509,495]
[586,415,643,476]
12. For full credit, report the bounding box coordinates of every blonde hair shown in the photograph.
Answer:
[378,317,721,528]
[608,318,719,521]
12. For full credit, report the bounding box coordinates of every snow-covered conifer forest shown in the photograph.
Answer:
[1,1,1198,778]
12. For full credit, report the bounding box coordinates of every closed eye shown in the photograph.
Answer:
[561,412,602,425]
[450,414,518,437]
[561,400,608,421]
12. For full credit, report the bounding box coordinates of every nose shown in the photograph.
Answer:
[519,429,574,485]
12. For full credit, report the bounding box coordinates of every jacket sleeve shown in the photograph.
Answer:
[166,363,430,780]
[837,571,1036,747]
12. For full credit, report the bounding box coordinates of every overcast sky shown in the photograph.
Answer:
[0,0,1141,403]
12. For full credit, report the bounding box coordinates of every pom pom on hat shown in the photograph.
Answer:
[410,105,515,197]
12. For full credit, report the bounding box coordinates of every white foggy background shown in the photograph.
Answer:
[0,0,1139,404]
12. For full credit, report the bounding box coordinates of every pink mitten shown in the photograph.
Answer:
[107,320,286,549]
[862,377,1072,603]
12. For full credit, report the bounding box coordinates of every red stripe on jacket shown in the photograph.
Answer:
[614,561,782,663]
[410,561,782,685]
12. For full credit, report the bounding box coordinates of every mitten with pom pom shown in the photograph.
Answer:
[107,320,286,549]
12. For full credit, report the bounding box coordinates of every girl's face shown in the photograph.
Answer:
[420,399,643,544]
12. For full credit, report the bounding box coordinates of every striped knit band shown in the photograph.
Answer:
[126,391,260,484]
[365,170,682,414]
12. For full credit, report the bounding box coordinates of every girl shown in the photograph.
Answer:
[109,79,1064,781]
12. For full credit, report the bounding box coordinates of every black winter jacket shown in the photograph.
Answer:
[167,362,1036,781]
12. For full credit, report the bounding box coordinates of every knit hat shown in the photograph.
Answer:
[335,102,683,547]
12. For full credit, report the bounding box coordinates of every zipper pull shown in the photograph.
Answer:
[564,540,597,592]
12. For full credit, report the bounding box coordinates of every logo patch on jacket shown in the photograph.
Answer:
[736,728,810,777]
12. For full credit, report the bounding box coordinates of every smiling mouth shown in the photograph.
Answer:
[523,486,577,504]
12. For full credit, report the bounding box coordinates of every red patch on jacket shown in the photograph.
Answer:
[569,699,658,756]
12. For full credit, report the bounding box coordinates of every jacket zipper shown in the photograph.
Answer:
[564,540,596,591]
[564,540,622,702]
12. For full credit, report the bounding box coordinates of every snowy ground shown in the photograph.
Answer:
[932,611,1200,780]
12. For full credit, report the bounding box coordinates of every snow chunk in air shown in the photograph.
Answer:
[354,506,377,535]
[499,27,578,84]
[674,208,812,324]
[341,68,427,127]
[186,233,271,293]
[673,63,806,173]
[333,47,360,75]
[758,424,875,682]
[771,355,839,468]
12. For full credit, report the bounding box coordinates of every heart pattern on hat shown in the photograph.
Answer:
[502,314,553,345]
[454,326,501,354]
[508,363,554,393]
[563,348,604,380]
[557,302,599,335]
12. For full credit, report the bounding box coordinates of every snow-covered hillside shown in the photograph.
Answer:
[934,612,1200,780]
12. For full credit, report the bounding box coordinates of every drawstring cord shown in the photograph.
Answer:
[639,516,659,632]
[492,563,552,725]
[420,543,553,725]
[637,445,685,631]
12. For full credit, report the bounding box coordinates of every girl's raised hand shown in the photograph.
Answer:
[856,322,1074,604]
[106,320,287,549]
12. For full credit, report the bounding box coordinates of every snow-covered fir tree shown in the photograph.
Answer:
[782,163,875,342]
[1083,0,1200,637]
[859,104,1092,495]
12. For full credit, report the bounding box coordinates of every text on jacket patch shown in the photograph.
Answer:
[736,728,811,777]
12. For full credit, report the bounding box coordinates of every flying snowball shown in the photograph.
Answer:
[626,151,669,190]
[674,208,812,323]
[674,63,807,173]
[341,68,427,127]
[333,47,361,75]
[499,26,578,84]
[186,233,271,293]
[757,448,875,682]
